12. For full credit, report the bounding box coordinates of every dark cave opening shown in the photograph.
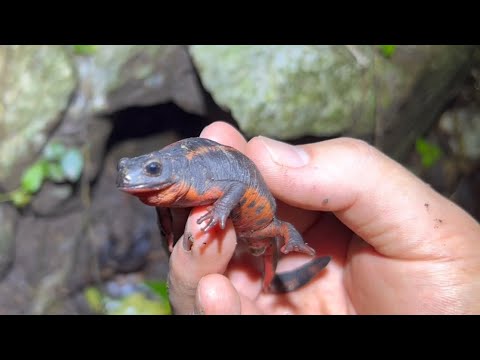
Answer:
[104,102,213,154]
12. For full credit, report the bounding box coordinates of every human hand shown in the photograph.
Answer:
[167,121,480,314]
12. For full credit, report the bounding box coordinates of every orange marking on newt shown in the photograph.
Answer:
[185,145,220,160]
[138,182,188,207]
[180,185,224,204]
[234,187,274,232]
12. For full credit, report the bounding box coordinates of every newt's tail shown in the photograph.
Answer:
[268,256,331,293]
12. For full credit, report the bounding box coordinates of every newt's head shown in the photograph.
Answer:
[116,151,178,195]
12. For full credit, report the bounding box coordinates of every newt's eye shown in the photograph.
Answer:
[145,161,162,176]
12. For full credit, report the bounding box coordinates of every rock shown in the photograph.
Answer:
[377,45,477,160]
[84,116,114,182]
[0,209,84,314]
[0,45,77,188]
[190,45,376,138]
[439,107,480,162]
[30,183,73,216]
[68,45,205,117]
[450,171,480,222]
[190,45,477,160]
[0,205,17,280]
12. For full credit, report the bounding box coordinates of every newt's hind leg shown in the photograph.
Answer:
[245,237,279,292]
[262,243,276,292]
[250,219,315,256]
[278,220,315,256]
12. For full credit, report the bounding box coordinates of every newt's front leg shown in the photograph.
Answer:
[197,181,247,231]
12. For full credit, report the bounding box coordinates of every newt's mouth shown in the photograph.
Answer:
[116,171,173,193]
[117,183,172,194]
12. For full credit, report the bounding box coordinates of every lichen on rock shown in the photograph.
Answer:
[0,45,76,185]
[189,45,379,139]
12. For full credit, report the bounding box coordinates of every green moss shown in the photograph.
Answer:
[84,287,104,313]
[378,45,397,58]
[415,138,443,168]
[0,45,76,183]
[73,45,98,56]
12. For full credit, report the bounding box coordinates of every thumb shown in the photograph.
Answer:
[194,274,242,315]
[245,136,480,260]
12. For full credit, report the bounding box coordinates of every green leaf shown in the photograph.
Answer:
[43,141,66,162]
[73,45,98,56]
[45,162,66,182]
[10,189,32,207]
[378,45,397,58]
[144,280,171,314]
[415,138,442,168]
[21,161,47,193]
[61,148,84,182]
[144,280,169,300]
[84,287,105,314]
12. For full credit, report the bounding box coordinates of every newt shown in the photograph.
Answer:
[116,137,331,293]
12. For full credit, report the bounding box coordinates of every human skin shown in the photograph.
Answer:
[167,121,480,315]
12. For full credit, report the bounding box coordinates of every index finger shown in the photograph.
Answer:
[168,206,238,314]
[200,121,248,151]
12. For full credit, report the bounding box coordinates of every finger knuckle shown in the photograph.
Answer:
[333,137,379,164]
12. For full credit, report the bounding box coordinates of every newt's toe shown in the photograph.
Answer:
[281,242,315,256]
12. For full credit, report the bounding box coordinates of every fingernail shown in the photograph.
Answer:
[258,136,309,168]
[183,232,194,251]
[199,123,213,137]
